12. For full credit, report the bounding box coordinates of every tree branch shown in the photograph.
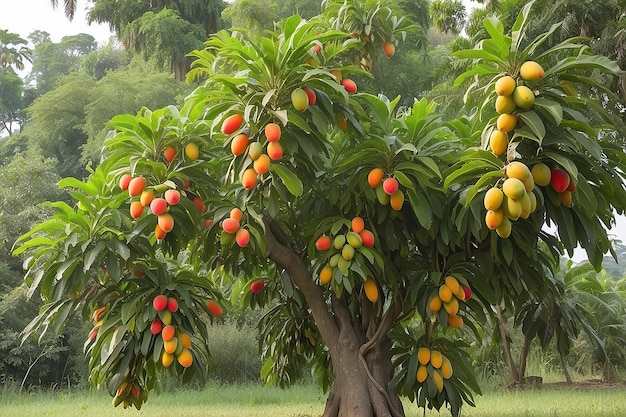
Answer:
[263,214,339,354]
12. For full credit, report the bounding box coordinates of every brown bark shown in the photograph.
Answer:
[559,350,572,384]
[518,336,531,382]
[494,304,519,383]
[264,215,404,417]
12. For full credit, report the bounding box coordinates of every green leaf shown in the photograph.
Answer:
[510,0,536,53]
[453,49,506,65]
[453,63,500,87]
[545,54,625,79]
[482,16,511,58]
[533,98,563,126]
[270,165,303,197]
[517,111,545,140]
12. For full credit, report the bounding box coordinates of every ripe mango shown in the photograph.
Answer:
[429,295,442,313]
[485,209,504,230]
[505,197,523,220]
[484,187,504,210]
[441,357,453,379]
[241,168,258,190]
[418,347,431,365]
[448,314,464,328]
[390,189,405,211]
[164,337,178,354]
[433,370,444,393]
[506,161,531,181]
[502,178,526,200]
[185,143,199,161]
[162,351,175,367]
[496,113,517,133]
[351,217,365,233]
[520,61,544,81]
[177,348,193,368]
[495,94,516,114]
[368,168,384,188]
[495,75,516,96]
[221,114,244,135]
[550,168,570,192]
[438,284,453,303]
[558,190,573,207]
[430,350,443,368]
[416,365,428,383]
[230,134,249,156]
[363,278,379,303]
[444,298,459,315]
[319,264,333,285]
[253,153,271,175]
[489,129,508,156]
[444,276,461,295]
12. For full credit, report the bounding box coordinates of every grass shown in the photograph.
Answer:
[0,382,625,417]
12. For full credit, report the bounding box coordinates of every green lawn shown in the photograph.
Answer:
[1,382,625,417]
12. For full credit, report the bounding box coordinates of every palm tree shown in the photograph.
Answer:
[50,0,78,20]
[0,30,31,72]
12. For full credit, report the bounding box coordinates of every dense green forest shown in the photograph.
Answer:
[1,0,625,402]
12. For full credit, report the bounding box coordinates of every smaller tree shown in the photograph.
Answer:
[0,30,31,72]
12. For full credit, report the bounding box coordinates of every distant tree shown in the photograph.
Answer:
[222,0,281,33]
[0,152,64,264]
[0,30,31,72]
[86,0,227,80]
[27,33,97,94]
[24,72,97,178]
[0,69,25,136]
[81,41,130,80]
[429,0,466,35]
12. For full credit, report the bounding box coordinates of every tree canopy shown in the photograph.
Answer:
[10,1,626,416]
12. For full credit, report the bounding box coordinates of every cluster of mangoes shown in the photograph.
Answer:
[112,380,146,409]
[428,275,471,329]
[367,168,405,211]
[219,207,251,248]
[150,295,194,369]
[483,161,538,238]
[315,216,375,286]
[222,114,286,191]
[489,61,545,157]
[416,347,453,393]
[119,174,182,240]
[531,162,576,207]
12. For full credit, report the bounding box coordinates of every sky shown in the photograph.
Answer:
[0,0,624,261]
[0,0,114,45]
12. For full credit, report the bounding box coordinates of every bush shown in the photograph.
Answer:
[206,315,263,383]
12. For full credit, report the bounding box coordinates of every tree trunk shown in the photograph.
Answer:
[559,350,572,384]
[517,336,531,382]
[264,216,404,417]
[493,304,519,384]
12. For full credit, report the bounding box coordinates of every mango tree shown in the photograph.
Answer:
[13,1,626,416]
